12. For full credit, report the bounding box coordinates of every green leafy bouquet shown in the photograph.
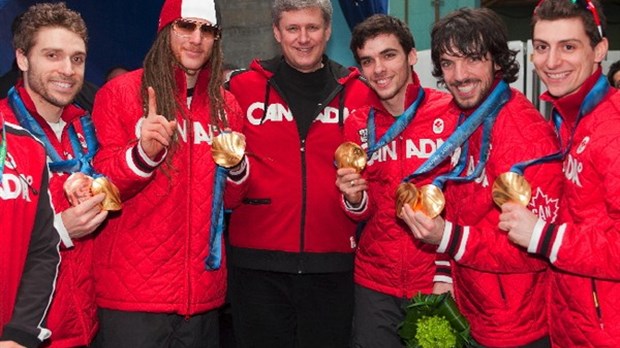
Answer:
[398,292,479,348]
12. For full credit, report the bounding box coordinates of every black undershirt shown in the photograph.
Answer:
[273,61,338,140]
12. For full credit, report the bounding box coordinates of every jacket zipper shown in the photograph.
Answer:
[186,115,194,315]
[298,137,306,274]
[591,278,604,329]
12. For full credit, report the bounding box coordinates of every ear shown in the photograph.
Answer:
[15,49,28,72]
[325,24,332,42]
[593,37,608,64]
[408,48,418,67]
[273,24,281,43]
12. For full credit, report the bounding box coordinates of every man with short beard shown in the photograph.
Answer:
[400,8,562,347]
[0,3,107,347]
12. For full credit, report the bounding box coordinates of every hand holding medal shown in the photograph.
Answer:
[492,172,531,207]
[211,129,246,168]
[396,183,445,219]
[64,173,122,211]
[334,141,367,173]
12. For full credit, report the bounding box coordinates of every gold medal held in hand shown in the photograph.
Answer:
[334,142,367,173]
[212,131,246,168]
[91,177,122,211]
[492,172,531,207]
[63,173,122,211]
[418,184,445,218]
[395,183,420,217]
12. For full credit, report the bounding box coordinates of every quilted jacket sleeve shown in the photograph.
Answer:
[223,90,250,209]
[530,119,620,280]
[92,74,162,200]
[438,96,562,273]
[338,107,375,222]
[1,168,60,348]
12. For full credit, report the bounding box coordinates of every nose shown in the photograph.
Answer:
[452,61,468,82]
[188,27,203,44]
[298,28,310,43]
[373,59,386,75]
[545,47,561,70]
[59,58,75,76]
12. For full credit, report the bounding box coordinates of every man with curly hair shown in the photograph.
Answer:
[1,3,102,347]
[401,8,562,347]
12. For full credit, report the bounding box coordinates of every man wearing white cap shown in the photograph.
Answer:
[90,0,246,347]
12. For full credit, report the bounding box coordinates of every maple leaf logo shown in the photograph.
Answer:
[528,187,559,223]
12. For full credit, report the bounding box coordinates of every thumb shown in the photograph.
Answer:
[147,86,158,118]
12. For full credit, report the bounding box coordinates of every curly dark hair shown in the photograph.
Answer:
[350,14,415,65]
[532,0,606,48]
[12,2,87,54]
[431,8,519,86]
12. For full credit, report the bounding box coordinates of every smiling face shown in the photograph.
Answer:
[357,33,416,114]
[170,17,216,79]
[273,7,331,73]
[532,17,608,98]
[439,47,499,110]
[16,26,86,117]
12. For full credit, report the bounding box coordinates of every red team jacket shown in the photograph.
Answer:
[0,117,60,347]
[3,84,98,348]
[437,87,563,347]
[92,67,244,315]
[341,76,455,298]
[226,57,373,273]
[529,70,620,347]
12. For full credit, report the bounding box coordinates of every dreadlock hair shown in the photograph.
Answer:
[431,8,519,87]
[140,24,227,143]
[140,23,227,173]
[532,0,607,48]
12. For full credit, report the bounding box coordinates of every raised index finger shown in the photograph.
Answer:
[147,86,158,118]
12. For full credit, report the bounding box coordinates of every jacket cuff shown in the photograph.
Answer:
[527,220,567,263]
[433,259,452,284]
[126,143,166,178]
[343,191,368,214]
[227,156,249,183]
[54,212,73,248]
[0,326,47,348]
[436,220,470,261]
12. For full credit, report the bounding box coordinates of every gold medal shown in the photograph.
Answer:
[334,142,367,173]
[419,184,445,218]
[492,172,531,207]
[91,177,122,211]
[64,173,122,211]
[64,172,94,207]
[395,183,420,217]
[396,183,445,218]
[212,131,246,168]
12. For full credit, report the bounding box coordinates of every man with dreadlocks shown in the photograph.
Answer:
[90,0,245,347]
[400,8,562,347]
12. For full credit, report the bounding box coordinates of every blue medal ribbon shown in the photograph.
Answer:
[367,87,425,158]
[205,165,228,270]
[8,87,100,176]
[509,75,610,175]
[402,80,512,188]
[0,112,7,182]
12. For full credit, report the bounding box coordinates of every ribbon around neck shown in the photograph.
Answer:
[510,74,610,175]
[401,80,512,188]
[8,87,100,176]
[367,87,425,159]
